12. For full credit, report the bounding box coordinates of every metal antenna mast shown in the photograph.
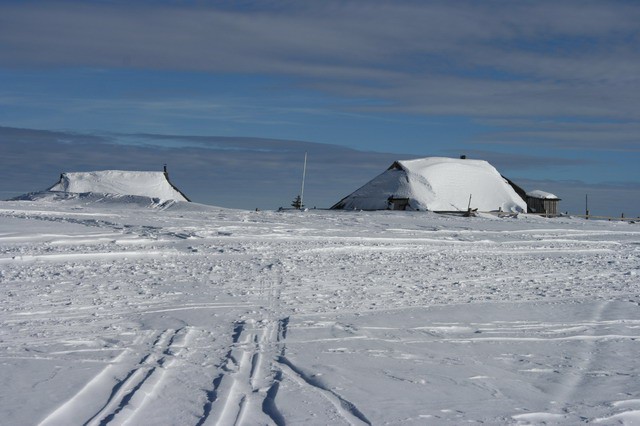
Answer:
[300,152,308,207]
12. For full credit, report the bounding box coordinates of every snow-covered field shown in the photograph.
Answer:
[1,196,639,425]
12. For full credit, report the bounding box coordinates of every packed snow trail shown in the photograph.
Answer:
[0,199,639,425]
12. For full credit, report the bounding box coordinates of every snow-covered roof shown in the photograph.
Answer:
[48,170,190,201]
[526,190,559,200]
[332,157,527,212]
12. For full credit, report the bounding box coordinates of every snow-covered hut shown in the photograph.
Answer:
[331,157,527,213]
[48,170,191,202]
[526,190,560,216]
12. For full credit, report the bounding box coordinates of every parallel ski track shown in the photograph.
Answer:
[198,260,288,426]
[198,257,371,425]
[39,327,191,426]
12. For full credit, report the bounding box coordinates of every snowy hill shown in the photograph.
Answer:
[45,170,190,201]
[332,157,527,212]
[1,200,639,425]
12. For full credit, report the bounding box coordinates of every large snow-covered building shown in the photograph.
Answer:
[331,157,527,213]
[47,170,191,202]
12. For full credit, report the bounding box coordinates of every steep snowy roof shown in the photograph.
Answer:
[526,190,559,200]
[48,170,190,201]
[332,157,527,212]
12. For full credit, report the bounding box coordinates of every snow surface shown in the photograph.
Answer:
[1,197,639,425]
[527,189,560,200]
[47,170,189,201]
[333,157,527,213]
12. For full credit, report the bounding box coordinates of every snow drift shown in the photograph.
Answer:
[332,157,527,212]
[527,189,560,200]
[46,170,190,202]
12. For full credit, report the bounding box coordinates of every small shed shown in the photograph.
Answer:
[526,190,560,216]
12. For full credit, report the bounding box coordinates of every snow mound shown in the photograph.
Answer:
[48,171,189,202]
[332,157,527,212]
[527,189,559,200]
[11,191,225,212]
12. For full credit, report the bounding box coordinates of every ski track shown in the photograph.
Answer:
[198,260,291,426]
[549,300,610,419]
[38,327,192,426]
[277,356,371,426]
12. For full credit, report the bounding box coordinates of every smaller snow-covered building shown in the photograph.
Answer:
[331,157,527,213]
[526,190,560,216]
[48,170,190,202]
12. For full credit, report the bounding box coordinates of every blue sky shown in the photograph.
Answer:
[1,0,639,216]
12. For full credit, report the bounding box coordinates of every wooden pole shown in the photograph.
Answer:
[464,194,473,217]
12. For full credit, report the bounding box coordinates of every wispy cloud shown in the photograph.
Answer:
[473,119,640,152]
[1,1,639,129]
